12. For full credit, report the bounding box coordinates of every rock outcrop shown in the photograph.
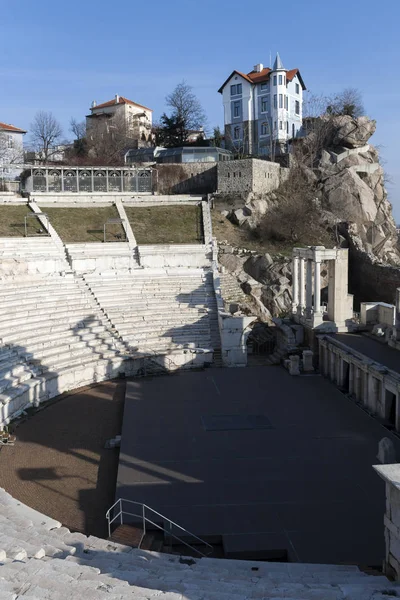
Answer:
[314,116,399,265]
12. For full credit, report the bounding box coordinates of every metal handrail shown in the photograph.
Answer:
[106,498,213,557]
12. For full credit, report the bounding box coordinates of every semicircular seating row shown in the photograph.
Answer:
[0,486,398,599]
[0,237,220,426]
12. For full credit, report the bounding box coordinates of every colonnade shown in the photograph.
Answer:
[319,336,400,430]
[292,246,353,332]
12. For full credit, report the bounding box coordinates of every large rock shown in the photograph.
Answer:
[332,115,376,149]
[243,254,274,283]
[218,252,246,276]
[323,168,378,222]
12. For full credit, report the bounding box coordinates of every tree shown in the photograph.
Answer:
[85,113,133,165]
[155,113,185,148]
[69,118,87,158]
[70,118,86,141]
[258,167,331,246]
[326,88,365,119]
[164,81,206,145]
[212,126,223,148]
[29,111,63,162]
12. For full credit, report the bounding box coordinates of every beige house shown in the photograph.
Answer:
[86,95,153,148]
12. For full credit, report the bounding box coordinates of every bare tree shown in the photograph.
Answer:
[30,111,63,162]
[85,113,133,165]
[70,118,86,140]
[224,122,253,159]
[327,88,365,118]
[258,168,331,245]
[165,81,206,145]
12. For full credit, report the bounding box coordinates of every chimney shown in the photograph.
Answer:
[115,94,119,104]
[91,100,97,108]
[254,63,263,73]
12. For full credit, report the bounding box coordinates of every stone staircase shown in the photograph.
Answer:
[0,488,399,599]
[219,271,248,311]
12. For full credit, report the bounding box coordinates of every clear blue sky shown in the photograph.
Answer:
[1,0,399,219]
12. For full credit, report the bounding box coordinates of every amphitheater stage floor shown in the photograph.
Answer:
[117,366,400,566]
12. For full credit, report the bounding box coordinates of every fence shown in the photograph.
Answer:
[27,166,152,194]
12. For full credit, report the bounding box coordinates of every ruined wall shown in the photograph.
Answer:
[154,163,217,195]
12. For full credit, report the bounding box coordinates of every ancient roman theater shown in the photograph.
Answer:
[1,174,400,598]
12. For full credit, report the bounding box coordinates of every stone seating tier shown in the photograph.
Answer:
[85,270,219,354]
[0,487,399,600]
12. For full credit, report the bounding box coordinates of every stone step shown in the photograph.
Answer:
[0,299,94,317]
[0,323,108,346]
[0,311,104,334]
[24,338,118,363]
[34,345,120,371]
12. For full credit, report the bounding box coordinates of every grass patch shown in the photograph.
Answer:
[125,205,203,244]
[42,206,125,243]
[0,204,48,237]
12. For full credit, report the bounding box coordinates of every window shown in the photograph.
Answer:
[285,95,288,110]
[233,101,241,118]
[286,121,289,133]
[261,96,268,112]
[273,94,277,108]
[296,83,300,94]
[7,135,13,148]
[284,76,286,85]
[231,83,242,96]
[279,74,283,85]
[292,124,295,138]
[295,100,300,115]
[261,122,269,135]
[279,94,283,108]
[279,121,283,130]
[273,75,277,86]
[234,126,240,139]
[261,82,268,90]
[274,121,277,130]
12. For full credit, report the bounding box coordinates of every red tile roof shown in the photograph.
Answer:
[91,96,152,112]
[218,66,306,92]
[0,122,26,133]
[246,67,272,84]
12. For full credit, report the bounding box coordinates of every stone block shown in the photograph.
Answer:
[288,355,300,376]
[377,438,397,464]
[302,350,314,373]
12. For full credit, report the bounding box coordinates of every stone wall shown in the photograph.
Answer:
[154,163,217,195]
[217,158,284,195]
[349,247,400,306]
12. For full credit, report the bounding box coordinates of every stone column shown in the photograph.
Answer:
[395,289,400,341]
[314,260,321,313]
[292,255,299,313]
[298,257,305,316]
[306,259,313,318]
[349,362,354,396]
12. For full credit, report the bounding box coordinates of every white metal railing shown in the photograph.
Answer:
[106,498,213,557]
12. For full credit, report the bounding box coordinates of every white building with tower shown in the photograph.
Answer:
[218,53,306,156]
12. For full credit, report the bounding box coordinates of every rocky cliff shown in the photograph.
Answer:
[214,115,400,316]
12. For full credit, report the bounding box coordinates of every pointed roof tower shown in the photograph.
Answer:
[272,52,285,71]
